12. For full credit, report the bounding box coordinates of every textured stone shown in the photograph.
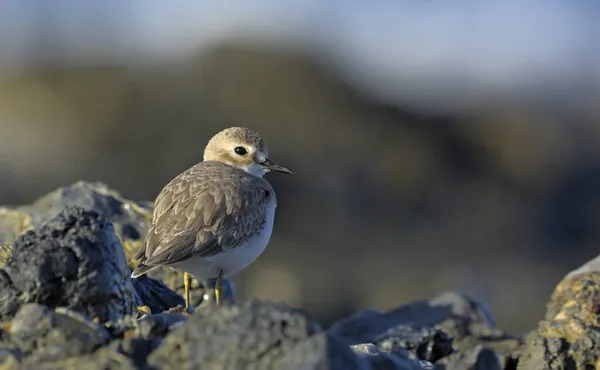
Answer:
[329,292,518,370]
[0,181,235,308]
[148,300,364,369]
[351,343,432,370]
[375,325,453,363]
[8,304,108,362]
[130,274,186,315]
[1,207,136,322]
[0,209,32,246]
[516,256,600,370]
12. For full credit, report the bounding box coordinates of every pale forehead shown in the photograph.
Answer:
[214,127,267,152]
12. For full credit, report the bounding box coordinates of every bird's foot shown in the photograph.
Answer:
[135,305,152,317]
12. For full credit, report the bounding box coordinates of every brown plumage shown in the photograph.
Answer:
[130,127,292,286]
[131,161,275,276]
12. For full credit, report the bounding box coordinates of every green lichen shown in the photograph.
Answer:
[0,208,32,245]
[0,243,11,267]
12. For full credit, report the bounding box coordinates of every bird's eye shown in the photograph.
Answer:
[234,147,248,156]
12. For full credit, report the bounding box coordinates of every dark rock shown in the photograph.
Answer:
[430,293,518,370]
[18,347,138,370]
[8,304,108,362]
[0,244,11,267]
[0,182,153,264]
[148,300,364,369]
[0,209,32,246]
[329,292,519,370]
[20,182,152,254]
[135,312,188,339]
[0,348,21,367]
[516,255,600,370]
[108,338,159,369]
[130,274,186,315]
[375,325,453,363]
[351,343,432,370]
[472,347,503,370]
[1,207,136,322]
[0,269,19,320]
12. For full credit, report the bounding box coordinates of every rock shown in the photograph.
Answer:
[0,181,235,307]
[130,274,186,315]
[148,300,364,369]
[0,269,19,320]
[7,304,108,363]
[472,347,503,370]
[10,182,595,369]
[134,312,188,340]
[0,349,21,369]
[428,293,518,370]
[0,209,32,246]
[1,207,136,322]
[18,347,138,370]
[516,255,600,370]
[0,244,11,267]
[0,182,153,260]
[375,325,453,363]
[107,338,158,369]
[351,343,433,370]
[329,292,519,370]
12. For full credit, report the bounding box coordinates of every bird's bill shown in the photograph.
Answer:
[263,158,293,174]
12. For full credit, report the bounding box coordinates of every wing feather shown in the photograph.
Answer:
[132,161,275,268]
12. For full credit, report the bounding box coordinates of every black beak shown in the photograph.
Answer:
[263,158,293,174]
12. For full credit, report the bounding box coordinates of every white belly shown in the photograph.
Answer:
[171,204,276,280]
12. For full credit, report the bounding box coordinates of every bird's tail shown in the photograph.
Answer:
[130,262,157,278]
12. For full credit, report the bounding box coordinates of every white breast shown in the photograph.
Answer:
[173,204,276,280]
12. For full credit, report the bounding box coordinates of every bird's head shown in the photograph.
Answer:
[204,127,293,178]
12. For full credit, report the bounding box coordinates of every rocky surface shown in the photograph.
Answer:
[0,182,229,308]
[515,255,600,370]
[1,207,136,322]
[0,182,599,369]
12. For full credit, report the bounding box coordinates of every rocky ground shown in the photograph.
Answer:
[0,182,599,369]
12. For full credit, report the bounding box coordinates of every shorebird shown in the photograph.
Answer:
[130,127,292,310]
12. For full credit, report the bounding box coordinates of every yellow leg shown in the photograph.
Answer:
[184,272,191,309]
[215,270,224,305]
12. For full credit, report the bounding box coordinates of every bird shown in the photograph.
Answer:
[130,127,292,311]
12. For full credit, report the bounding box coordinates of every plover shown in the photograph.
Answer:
[130,127,292,309]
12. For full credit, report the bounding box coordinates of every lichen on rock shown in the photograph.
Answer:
[517,256,600,370]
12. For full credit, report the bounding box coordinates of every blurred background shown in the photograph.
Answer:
[1,0,600,335]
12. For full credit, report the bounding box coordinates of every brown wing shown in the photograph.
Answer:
[133,161,274,268]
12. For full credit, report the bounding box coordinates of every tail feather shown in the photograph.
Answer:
[132,242,147,261]
[131,262,157,278]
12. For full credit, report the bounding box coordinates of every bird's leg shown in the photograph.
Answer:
[215,269,224,305]
[184,272,191,309]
